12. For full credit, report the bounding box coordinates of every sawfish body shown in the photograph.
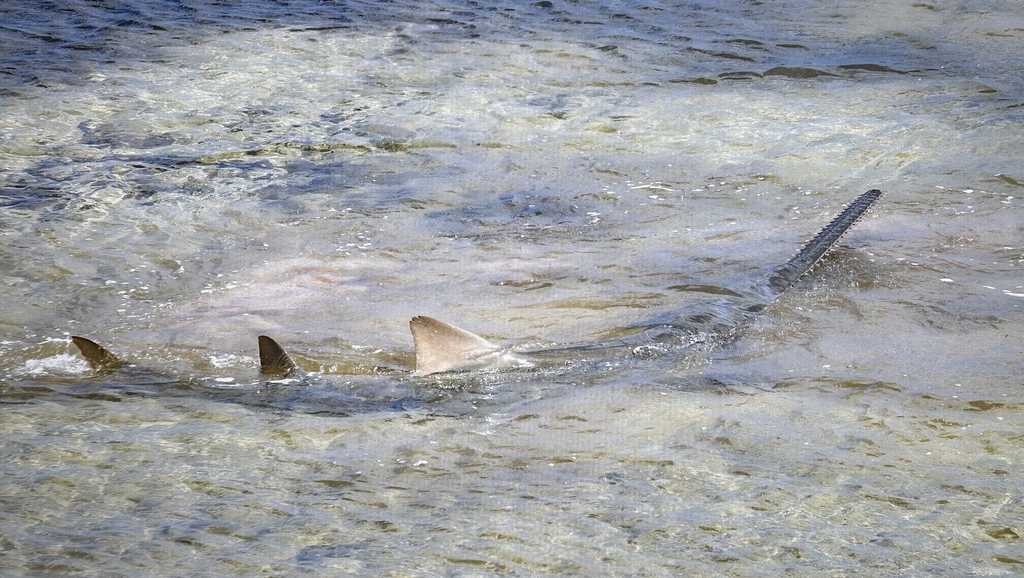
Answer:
[63,335,421,415]
[71,189,883,383]
[405,189,883,376]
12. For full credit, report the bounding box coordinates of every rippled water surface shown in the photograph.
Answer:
[2,1,1022,575]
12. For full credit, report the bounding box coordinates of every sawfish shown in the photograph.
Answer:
[71,189,883,382]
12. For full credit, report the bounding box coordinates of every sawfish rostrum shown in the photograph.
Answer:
[72,190,883,379]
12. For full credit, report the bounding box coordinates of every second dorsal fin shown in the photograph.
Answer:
[258,335,298,376]
[409,316,501,376]
[70,336,122,371]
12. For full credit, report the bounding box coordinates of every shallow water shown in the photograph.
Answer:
[1,1,1022,575]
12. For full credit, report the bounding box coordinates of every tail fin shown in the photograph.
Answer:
[258,335,297,376]
[70,336,122,371]
[766,189,882,295]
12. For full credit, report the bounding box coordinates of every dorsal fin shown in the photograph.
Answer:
[258,335,297,376]
[70,336,122,371]
[409,316,501,375]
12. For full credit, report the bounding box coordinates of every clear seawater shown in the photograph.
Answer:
[1,1,1022,575]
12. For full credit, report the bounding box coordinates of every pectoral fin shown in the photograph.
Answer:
[70,336,122,371]
[258,335,297,376]
[409,316,502,375]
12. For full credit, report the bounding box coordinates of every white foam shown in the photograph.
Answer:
[20,354,90,376]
